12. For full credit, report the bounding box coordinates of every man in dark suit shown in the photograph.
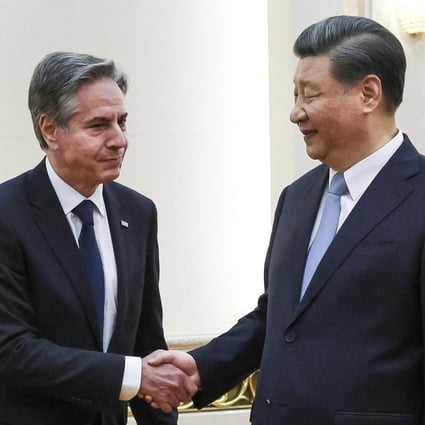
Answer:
[147,15,425,424]
[0,52,196,425]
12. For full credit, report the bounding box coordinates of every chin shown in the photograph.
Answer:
[102,171,121,183]
[306,148,320,161]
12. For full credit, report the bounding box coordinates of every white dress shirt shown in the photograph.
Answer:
[45,158,141,401]
[309,130,404,245]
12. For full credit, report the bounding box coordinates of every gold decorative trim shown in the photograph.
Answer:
[168,335,257,413]
[129,336,257,417]
[179,371,257,413]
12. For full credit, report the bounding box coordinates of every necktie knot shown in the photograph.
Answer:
[73,200,95,226]
[329,173,347,197]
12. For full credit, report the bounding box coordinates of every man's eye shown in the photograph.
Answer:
[90,123,105,129]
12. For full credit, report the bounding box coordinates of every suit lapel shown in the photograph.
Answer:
[267,165,329,319]
[28,160,103,348]
[293,137,420,320]
[102,185,132,351]
[286,168,329,311]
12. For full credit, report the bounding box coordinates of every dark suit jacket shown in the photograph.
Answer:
[191,135,425,425]
[0,159,176,425]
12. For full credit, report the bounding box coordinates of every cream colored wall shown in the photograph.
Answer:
[268,0,425,200]
[370,0,425,153]
[0,0,271,339]
[267,0,348,211]
[1,0,416,345]
[128,410,250,425]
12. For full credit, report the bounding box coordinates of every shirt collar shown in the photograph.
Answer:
[329,130,404,201]
[45,157,106,216]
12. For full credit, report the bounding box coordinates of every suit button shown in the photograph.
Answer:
[285,330,296,343]
[266,399,271,406]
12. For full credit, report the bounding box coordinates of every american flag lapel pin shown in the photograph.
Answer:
[121,220,129,228]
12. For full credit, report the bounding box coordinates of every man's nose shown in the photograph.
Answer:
[107,124,127,147]
[290,100,307,124]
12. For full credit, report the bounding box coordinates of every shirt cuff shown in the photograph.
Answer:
[119,356,142,401]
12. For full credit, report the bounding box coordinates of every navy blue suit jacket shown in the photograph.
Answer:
[192,135,425,425]
[0,159,176,425]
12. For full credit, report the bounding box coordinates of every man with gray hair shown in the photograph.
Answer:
[0,52,196,425]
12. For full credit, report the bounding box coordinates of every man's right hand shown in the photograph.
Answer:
[138,350,200,413]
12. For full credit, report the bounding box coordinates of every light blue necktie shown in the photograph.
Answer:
[73,200,105,337]
[300,173,347,299]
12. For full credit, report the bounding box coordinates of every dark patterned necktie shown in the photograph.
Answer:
[73,200,105,337]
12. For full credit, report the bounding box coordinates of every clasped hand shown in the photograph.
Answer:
[139,350,200,413]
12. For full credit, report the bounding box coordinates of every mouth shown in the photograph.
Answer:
[104,156,123,163]
[300,129,317,141]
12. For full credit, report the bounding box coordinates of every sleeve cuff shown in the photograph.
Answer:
[119,356,142,401]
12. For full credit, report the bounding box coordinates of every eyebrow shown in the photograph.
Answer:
[86,112,128,123]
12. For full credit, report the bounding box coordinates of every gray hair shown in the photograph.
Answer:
[28,51,128,150]
[293,15,406,114]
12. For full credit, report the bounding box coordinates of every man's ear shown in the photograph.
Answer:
[39,115,60,150]
[360,74,382,113]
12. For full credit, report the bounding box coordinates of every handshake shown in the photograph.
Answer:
[139,350,201,413]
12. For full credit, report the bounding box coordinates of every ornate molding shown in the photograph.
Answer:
[179,371,257,412]
[129,335,256,417]
[168,335,257,413]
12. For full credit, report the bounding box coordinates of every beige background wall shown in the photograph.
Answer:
[0,0,272,339]
[370,0,425,154]
[0,0,423,344]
